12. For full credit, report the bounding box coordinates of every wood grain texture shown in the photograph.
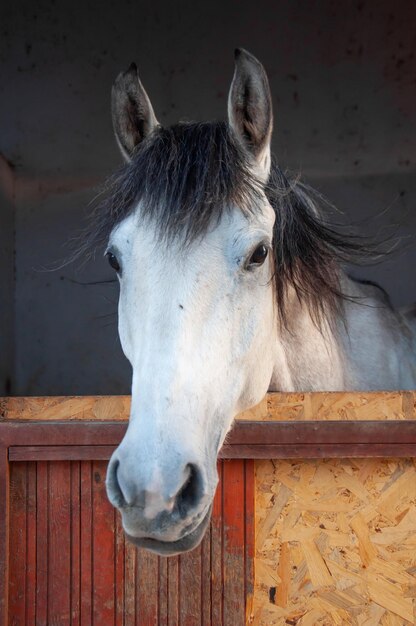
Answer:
[80,460,93,626]
[6,459,254,625]
[201,525,212,626]
[70,461,81,626]
[8,462,37,624]
[124,541,136,626]
[0,396,131,422]
[48,461,72,624]
[8,459,27,623]
[243,391,416,422]
[179,540,202,625]
[1,391,415,422]
[223,459,246,625]
[114,507,125,626]
[92,461,115,625]
[210,462,223,626]
[35,462,48,626]
[167,551,179,626]
[0,445,9,626]
[7,419,416,462]
[9,445,116,461]
[223,442,416,459]
[254,458,416,625]
[136,547,159,624]
[244,460,255,624]
[26,462,37,626]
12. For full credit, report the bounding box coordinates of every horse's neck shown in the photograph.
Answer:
[269,274,416,391]
[339,275,416,390]
[269,293,347,392]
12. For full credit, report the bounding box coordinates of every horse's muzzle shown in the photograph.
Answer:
[106,450,215,554]
[123,505,213,556]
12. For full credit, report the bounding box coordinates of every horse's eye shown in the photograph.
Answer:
[247,243,268,268]
[106,252,121,272]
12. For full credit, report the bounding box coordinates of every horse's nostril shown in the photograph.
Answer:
[176,464,203,517]
[107,456,205,518]
[106,458,127,508]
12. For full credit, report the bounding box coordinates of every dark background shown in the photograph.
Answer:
[0,0,415,395]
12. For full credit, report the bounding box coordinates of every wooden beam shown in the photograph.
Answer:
[226,420,416,445]
[221,443,416,459]
[0,421,127,447]
[4,420,416,460]
[9,445,116,461]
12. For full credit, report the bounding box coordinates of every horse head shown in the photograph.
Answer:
[105,50,277,555]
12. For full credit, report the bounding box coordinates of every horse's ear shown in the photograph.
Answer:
[228,49,273,178]
[111,63,159,162]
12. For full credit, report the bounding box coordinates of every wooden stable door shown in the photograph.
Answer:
[7,455,254,626]
[4,393,416,625]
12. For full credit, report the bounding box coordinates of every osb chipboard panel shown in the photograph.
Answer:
[253,458,416,625]
[241,392,416,423]
[1,392,415,422]
[0,395,131,421]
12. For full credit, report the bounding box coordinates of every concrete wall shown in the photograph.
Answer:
[0,157,15,395]
[0,0,415,394]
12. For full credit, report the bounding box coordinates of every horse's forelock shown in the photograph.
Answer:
[99,121,261,245]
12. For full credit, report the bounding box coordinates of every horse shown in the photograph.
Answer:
[83,49,416,555]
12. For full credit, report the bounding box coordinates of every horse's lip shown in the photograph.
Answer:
[124,505,212,556]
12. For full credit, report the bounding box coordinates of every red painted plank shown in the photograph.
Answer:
[0,445,9,626]
[179,542,202,626]
[70,462,81,626]
[8,462,27,623]
[9,446,116,462]
[222,460,245,626]
[136,549,159,625]
[80,462,92,626]
[210,461,223,626]
[244,460,255,624]
[123,542,136,626]
[200,527,211,626]
[36,462,48,626]
[26,462,37,626]
[114,509,125,626]
[158,556,168,626]
[92,461,115,625]
[48,461,71,624]
[167,556,179,626]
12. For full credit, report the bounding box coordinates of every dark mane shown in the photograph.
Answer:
[79,120,379,324]
[265,168,377,323]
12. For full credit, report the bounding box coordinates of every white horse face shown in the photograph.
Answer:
[106,49,275,554]
[107,200,275,553]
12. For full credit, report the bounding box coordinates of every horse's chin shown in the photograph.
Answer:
[124,505,212,556]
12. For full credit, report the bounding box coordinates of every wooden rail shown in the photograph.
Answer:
[2,419,416,460]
